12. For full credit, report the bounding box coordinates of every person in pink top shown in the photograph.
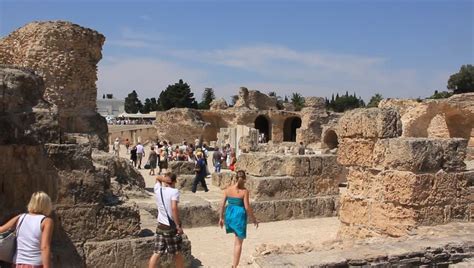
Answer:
[0,192,54,268]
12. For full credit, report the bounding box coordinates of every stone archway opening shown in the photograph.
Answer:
[255,115,271,142]
[283,116,302,142]
[323,130,339,149]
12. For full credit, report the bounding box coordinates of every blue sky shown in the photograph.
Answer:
[1,0,472,102]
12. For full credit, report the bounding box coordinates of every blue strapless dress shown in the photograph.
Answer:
[225,197,247,239]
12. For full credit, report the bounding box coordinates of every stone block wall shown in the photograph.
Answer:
[211,152,346,220]
[337,108,473,239]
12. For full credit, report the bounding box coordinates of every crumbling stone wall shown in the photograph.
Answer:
[336,108,473,239]
[0,66,161,267]
[0,21,108,150]
[380,93,474,159]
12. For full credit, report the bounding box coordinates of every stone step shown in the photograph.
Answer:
[212,171,339,201]
[132,195,338,229]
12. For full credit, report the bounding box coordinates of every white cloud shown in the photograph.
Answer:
[99,32,445,102]
[97,57,208,99]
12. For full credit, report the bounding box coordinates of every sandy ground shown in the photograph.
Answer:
[185,217,340,267]
[113,145,340,267]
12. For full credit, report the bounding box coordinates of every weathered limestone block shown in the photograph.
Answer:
[175,174,197,191]
[236,153,342,179]
[45,143,94,171]
[55,204,141,242]
[249,176,313,201]
[0,67,60,145]
[372,138,467,172]
[337,138,377,167]
[168,161,196,175]
[155,108,207,144]
[210,98,228,110]
[92,150,146,190]
[211,171,235,189]
[337,108,402,139]
[345,167,382,199]
[83,235,192,268]
[0,145,58,223]
[369,202,417,237]
[339,194,369,225]
[142,201,219,228]
[255,197,337,222]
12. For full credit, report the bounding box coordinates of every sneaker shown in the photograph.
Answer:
[205,189,209,192]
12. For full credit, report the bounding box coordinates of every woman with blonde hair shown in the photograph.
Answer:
[0,191,54,268]
[218,170,258,267]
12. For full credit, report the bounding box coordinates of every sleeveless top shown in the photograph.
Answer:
[14,214,46,265]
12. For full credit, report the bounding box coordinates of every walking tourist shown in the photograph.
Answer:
[136,142,145,169]
[192,152,209,193]
[125,138,131,154]
[158,148,168,174]
[130,145,138,167]
[229,152,237,171]
[218,170,259,268]
[113,137,121,157]
[0,191,54,268]
[148,146,158,176]
[213,147,223,173]
[148,173,184,268]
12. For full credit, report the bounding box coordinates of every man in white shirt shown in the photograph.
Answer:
[136,142,145,169]
[148,172,184,268]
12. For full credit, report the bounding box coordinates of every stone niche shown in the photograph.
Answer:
[0,21,108,150]
[336,108,473,239]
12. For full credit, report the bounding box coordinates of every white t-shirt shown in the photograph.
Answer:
[136,144,144,154]
[154,182,180,226]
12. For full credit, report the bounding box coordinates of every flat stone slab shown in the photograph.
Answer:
[254,222,474,267]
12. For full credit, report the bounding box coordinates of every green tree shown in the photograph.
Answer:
[327,92,364,112]
[367,93,383,108]
[157,79,198,110]
[124,90,143,113]
[447,64,474,94]
[142,98,152,113]
[291,92,305,111]
[428,90,453,99]
[198,88,216,109]
[150,97,159,111]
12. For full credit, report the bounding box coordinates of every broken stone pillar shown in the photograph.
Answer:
[0,21,108,150]
[336,108,473,239]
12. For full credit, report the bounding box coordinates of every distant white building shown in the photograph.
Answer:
[97,94,125,117]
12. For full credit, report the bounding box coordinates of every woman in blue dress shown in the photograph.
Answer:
[219,170,259,267]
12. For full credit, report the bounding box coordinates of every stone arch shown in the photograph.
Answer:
[323,129,339,149]
[255,115,271,142]
[427,114,450,138]
[283,116,302,142]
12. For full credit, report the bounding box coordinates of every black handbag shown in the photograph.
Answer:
[0,214,25,263]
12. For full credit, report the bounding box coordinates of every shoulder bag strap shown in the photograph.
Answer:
[159,187,173,224]
[15,214,26,236]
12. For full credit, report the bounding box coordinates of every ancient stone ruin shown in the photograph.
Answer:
[337,108,472,238]
[155,87,339,147]
[0,21,108,150]
[0,21,190,267]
